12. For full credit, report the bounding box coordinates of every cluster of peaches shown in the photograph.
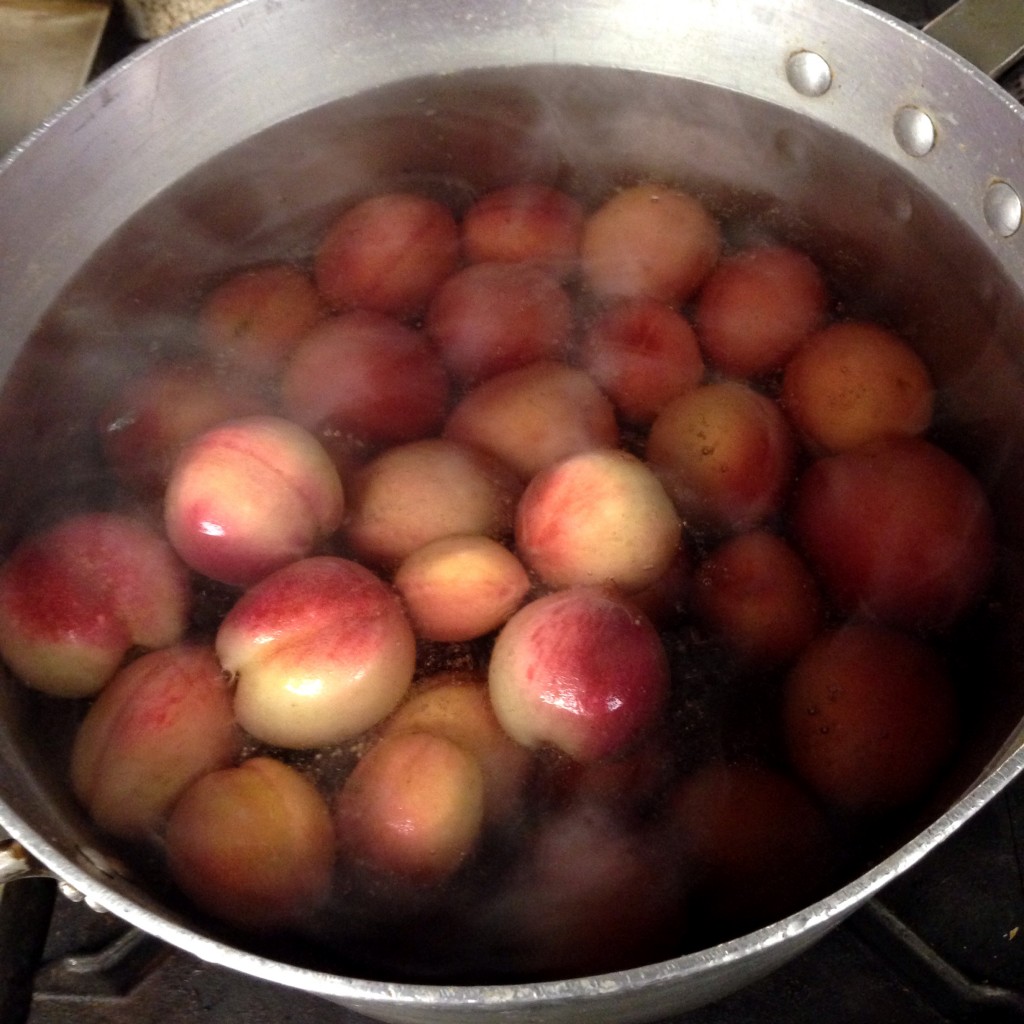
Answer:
[0,181,998,978]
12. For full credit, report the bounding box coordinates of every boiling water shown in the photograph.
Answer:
[4,64,1024,983]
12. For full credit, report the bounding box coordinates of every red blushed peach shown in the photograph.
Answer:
[394,535,530,642]
[695,245,829,378]
[444,361,620,480]
[70,645,241,840]
[380,672,534,828]
[0,513,189,698]
[580,183,722,303]
[281,311,450,446]
[197,263,326,375]
[781,624,958,812]
[425,262,573,382]
[790,437,996,630]
[98,361,268,499]
[646,380,797,532]
[313,192,459,316]
[781,321,935,454]
[479,803,681,978]
[579,298,705,424]
[334,730,485,884]
[217,556,416,749]
[166,757,335,932]
[164,415,344,587]
[664,763,835,932]
[516,449,682,593]
[488,588,670,763]
[692,530,822,670]
[461,183,584,273]
[344,439,521,568]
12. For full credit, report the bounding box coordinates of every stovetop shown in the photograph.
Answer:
[1,1,1024,1022]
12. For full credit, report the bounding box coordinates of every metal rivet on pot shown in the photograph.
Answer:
[785,51,832,97]
[893,106,936,157]
[983,180,1022,237]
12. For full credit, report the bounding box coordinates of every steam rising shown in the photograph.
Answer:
[2,61,1024,984]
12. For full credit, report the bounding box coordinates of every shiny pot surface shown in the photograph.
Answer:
[1,1,1024,1022]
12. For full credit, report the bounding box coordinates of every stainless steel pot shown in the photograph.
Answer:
[2,1,1024,1021]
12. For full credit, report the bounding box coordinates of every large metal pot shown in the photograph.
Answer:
[2,0,1024,1021]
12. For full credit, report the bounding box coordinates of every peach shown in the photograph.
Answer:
[579,298,705,424]
[197,263,326,375]
[695,245,829,378]
[790,437,996,630]
[164,415,344,587]
[425,262,573,382]
[781,321,935,453]
[313,192,459,315]
[461,183,584,273]
[444,361,620,480]
[0,512,189,697]
[98,361,268,499]
[334,730,485,883]
[217,556,416,749]
[281,310,450,446]
[344,438,520,568]
[646,380,796,532]
[781,624,958,812]
[515,448,682,593]
[479,803,681,978]
[489,587,670,763]
[70,645,241,840]
[665,763,835,932]
[165,756,335,931]
[580,183,722,303]
[692,530,822,669]
[380,672,534,827]
[394,535,530,642]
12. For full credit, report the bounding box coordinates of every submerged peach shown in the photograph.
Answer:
[166,757,335,931]
[164,415,344,587]
[0,512,189,697]
[394,535,531,642]
[516,448,681,593]
[70,644,241,839]
[334,730,486,884]
[217,556,416,749]
[489,587,670,763]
